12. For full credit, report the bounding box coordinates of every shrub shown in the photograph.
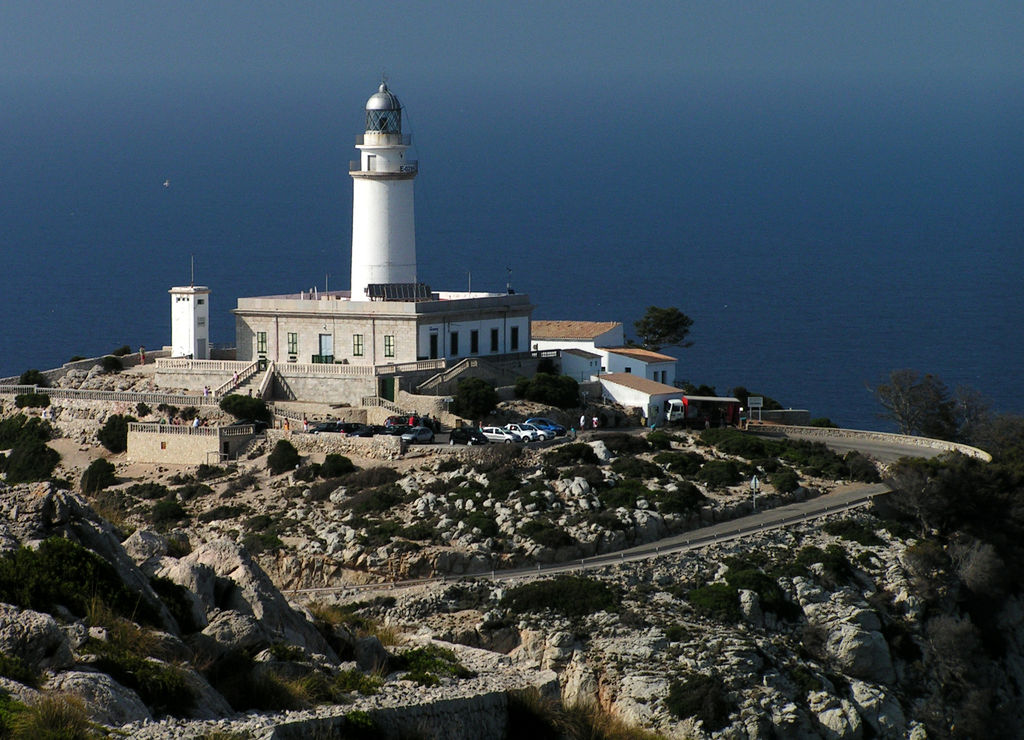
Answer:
[268,440,301,475]
[0,415,52,447]
[0,537,160,625]
[111,345,132,356]
[657,481,706,514]
[219,394,271,422]
[596,433,651,455]
[394,645,475,686]
[845,451,881,482]
[544,443,599,467]
[822,519,884,546]
[501,576,619,617]
[321,453,355,478]
[646,430,675,449]
[195,464,228,481]
[653,450,705,475]
[696,460,742,487]
[1,438,60,483]
[149,576,202,633]
[451,377,499,420]
[725,568,799,620]
[100,355,123,373]
[600,478,651,509]
[86,639,195,716]
[665,673,733,731]
[463,510,499,538]
[243,531,284,554]
[515,373,579,409]
[700,428,779,458]
[135,402,152,417]
[80,459,117,494]
[14,393,49,408]
[97,414,135,453]
[151,499,188,530]
[17,369,48,387]
[771,468,800,493]
[610,456,663,480]
[687,583,741,622]
[343,466,401,490]
[520,519,574,549]
[11,693,96,739]
[0,653,38,687]
[808,417,838,427]
[175,482,212,501]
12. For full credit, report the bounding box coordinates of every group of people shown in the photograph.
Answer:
[579,413,599,430]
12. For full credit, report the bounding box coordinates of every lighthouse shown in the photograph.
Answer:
[349,81,418,300]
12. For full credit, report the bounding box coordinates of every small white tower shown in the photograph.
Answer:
[350,81,418,300]
[169,285,211,359]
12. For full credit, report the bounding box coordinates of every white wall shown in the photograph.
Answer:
[170,288,210,359]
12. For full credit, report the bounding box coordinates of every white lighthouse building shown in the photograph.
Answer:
[169,285,210,359]
[350,82,418,300]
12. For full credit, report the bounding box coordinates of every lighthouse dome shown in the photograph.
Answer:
[366,82,401,111]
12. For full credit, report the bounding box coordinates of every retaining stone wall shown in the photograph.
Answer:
[750,423,992,461]
[266,429,404,461]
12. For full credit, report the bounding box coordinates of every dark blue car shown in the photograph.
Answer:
[525,417,567,436]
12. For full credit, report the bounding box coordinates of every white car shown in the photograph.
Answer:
[519,422,555,441]
[505,423,544,441]
[481,426,524,444]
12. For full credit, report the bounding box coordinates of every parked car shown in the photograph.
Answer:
[504,423,541,442]
[448,427,489,446]
[526,417,567,436]
[401,426,435,444]
[385,414,421,428]
[311,420,342,434]
[230,418,270,433]
[378,424,409,436]
[341,423,373,437]
[520,422,555,441]
[481,426,524,444]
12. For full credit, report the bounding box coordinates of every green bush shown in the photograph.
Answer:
[463,510,499,538]
[14,393,49,409]
[599,478,651,509]
[81,459,117,494]
[219,394,271,422]
[656,481,706,514]
[520,519,574,549]
[0,653,38,687]
[610,456,663,480]
[97,414,135,453]
[195,464,228,481]
[822,519,884,546]
[343,466,401,490]
[544,443,599,467]
[136,402,152,417]
[174,482,213,501]
[725,568,799,620]
[321,453,356,477]
[771,468,800,493]
[394,645,475,686]
[9,693,96,739]
[111,345,132,357]
[844,451,881,482]
[451,377,499,420]
[149,576,202,633]
[1,437,60,483]
[17,369,48,387]
[501,576,619,617]
[268,439,301,475]
[696,460,742,487]
[700,428,779,458]
[197,505,247,523]
[514,373,579,409]
[151,499,188,530]
[0,415,52,447]
[0,691,25,736]
[596,433,651,455]
[653,450,705,475]
[242,531,284,554]
[666,673,733,731]
[686,583,741,622]
[646,430,675,449]
[808,417,838,427]
[0,537,161,625]
[86,638,196,716]
[100,355,123,373]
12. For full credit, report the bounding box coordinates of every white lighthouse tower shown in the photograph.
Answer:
[349,81,418,300]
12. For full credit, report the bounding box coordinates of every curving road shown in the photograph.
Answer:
[285,482,891,597]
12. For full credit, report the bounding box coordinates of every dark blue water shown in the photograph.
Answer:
[2,76,1021,430]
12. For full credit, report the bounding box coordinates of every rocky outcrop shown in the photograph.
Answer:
[45,670,152,725]
[0,602,74,671]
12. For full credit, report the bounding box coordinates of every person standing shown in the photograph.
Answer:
[580,413,586,430]
[139,346,146,365]
[592,415,599,429]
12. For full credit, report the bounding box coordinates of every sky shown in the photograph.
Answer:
[1,2,1020,95]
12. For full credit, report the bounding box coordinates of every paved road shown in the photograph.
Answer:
[757,429,944,463]
[285,482,891,597]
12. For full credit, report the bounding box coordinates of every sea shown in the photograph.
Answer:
[2,74,1021,432]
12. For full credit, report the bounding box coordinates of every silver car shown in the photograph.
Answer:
[401,426,435,444]
[481,426,524,444]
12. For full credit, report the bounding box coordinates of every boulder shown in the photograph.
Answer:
[355,635,390,672]
[45,670,152,726]
[122,530,167,571]
[0,603,73,671]
[824,624,894,684]
[200,610,271,654]
[808,690,862,740]
[849,679,906,736]
[178,538,335,658]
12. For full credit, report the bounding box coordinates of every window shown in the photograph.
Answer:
[353,333,364,357]
[490,328,499,352]
[510,326,519,351]
[287,332,298,355]
[197,299,205,305]
[197,317,206,326]
[625,366,632,374]
[384,335,395,358]
[256,331,268,355]
[450,332,459,356]
[470,330,479,355]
